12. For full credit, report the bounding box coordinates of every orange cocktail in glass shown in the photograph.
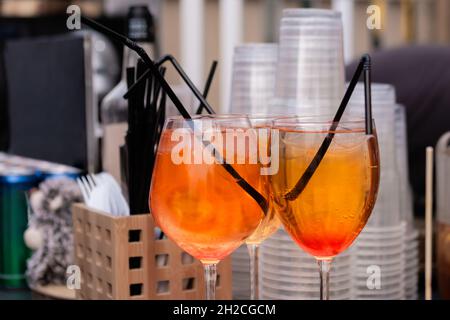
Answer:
[270,117,380,299]
[150,115,267,299]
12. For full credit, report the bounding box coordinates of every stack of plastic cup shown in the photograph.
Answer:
[260,228,354,300]
[229,43,278,114]
[347,83,418,299]
[272,8,345,115]
[231,245,251,299]
[395,104,419,300]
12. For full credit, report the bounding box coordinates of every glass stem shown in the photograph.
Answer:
[247,243,260,300]
[203,263,217,300]
[317,258,332,300]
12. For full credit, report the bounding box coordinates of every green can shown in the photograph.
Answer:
[0,166,37,288]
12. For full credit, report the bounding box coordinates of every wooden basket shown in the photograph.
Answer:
[72,204,232,300]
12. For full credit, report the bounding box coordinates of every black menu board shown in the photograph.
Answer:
[5,34,94,170]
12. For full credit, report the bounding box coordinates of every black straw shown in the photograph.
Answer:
[125,67,137,213]
[284,54,373,201]
[134,59,148,214]
[363,55,373,134]
[196,61,218,114]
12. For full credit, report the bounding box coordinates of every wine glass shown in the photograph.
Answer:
[270,116,380,300]
[245,209,280,300]
[149,115,268,300]
[244,115,282,300]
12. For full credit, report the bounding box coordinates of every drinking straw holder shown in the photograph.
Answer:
[72,204,232,300]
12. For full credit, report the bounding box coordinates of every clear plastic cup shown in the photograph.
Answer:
[273,9,345,115]
[229,43,278,114]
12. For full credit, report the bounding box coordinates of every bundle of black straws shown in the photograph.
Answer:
[123,59,166,215]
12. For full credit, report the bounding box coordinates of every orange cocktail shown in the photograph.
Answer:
[150,117,265,265]
[270,117,379,301]
[271,122,379,259]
